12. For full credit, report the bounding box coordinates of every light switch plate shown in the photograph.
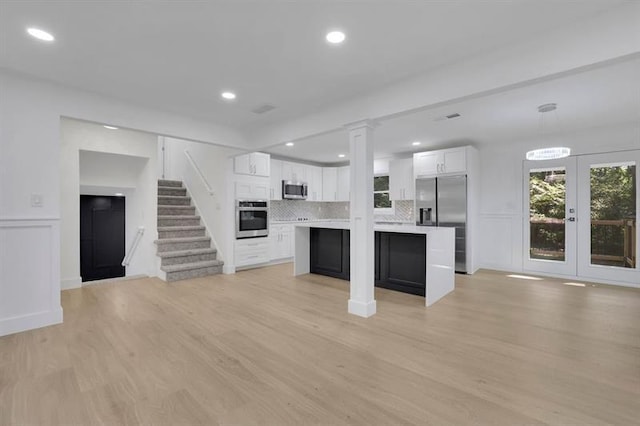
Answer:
[31,193,43,207]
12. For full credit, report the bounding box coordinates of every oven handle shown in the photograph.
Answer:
[236,207,269,211]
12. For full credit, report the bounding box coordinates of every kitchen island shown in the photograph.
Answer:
[294,222,455,307]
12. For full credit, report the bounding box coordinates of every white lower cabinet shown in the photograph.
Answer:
[269,224,293,260]
[235,238,270,267]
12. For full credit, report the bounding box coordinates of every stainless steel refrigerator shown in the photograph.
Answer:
[415,175,467,273]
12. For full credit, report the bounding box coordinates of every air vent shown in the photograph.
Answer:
[251,104,277,114]
[434,112,461,121]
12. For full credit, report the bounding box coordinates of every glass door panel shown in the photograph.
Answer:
[524,158,577,276]
[590,162,636,268]
[529,168,566,262]
[578,151,640,284]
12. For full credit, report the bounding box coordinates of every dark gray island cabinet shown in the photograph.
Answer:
[294,222,455,307]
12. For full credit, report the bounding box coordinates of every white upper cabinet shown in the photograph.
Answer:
[281,161,307,182]
[389,158,414,200]
[307,165,323,201]
[336,166,350,201]
[270,159,283,200]
[322,167,338,201]
[413,147,467,177]
[234,152,271,177]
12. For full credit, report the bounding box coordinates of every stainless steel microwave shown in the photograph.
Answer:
[282,180,307,200]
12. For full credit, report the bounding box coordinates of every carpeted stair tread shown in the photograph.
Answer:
[161,260,224,273]
[157,248,217,258]
[158,215,200,220]
[155,236,210,244]
[157,225,205,232]
[158,179,183,187]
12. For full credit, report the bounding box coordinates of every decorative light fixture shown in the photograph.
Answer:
[526,147,570,161]
[221,91,236,100]
[103,125,119,130]
[27,27,55,42]
[525,103,570,160]
[412,141,421,146]
[326,31,346,44]
[285,142,294,147]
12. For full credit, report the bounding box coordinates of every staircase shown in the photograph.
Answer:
[156,179,223,282]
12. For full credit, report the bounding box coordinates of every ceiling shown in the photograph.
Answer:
[265,58,640,163]
[0,1,624,132]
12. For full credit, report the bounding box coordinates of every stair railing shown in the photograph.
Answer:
[184,150,215,195]
[122,226,145,267]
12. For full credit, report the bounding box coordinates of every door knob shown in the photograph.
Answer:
[567,217,576,222]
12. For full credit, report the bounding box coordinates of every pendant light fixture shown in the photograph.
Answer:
[526,103,570,160]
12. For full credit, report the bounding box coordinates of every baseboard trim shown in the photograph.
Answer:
[222,264,236,275]
[0,307,63,337]
[61,276,82,290]
[348,299,377,318]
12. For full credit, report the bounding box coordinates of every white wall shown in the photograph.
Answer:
[477,121,640,278]
[162,137,243,271]
[79,150,156,279]
[0,70,246,336]
[61,119,158,288]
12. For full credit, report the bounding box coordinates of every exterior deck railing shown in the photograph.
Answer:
[529,218,636,267]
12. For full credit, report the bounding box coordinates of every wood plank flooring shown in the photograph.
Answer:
[1,265,639,425]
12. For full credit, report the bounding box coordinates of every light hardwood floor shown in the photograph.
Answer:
[1,265,639,425]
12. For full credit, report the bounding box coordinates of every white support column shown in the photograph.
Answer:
[345,120,377,318]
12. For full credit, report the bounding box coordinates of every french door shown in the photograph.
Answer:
[524,150,639,286]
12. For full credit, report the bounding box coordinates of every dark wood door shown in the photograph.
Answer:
[80,195,125,282]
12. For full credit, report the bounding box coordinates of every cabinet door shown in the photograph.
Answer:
[235,181,253,199]
[281,229,293,258]
[252,182,269,200]
[270,160,283,200]
[322,167,338,201]
[307,166,323,201]
[251,153,271,177]
[336,166,350,201]
[269,228,281,260]
[413,152,440,177]
[389,158,414,200]
[442,148,466,175]
[234,154,252,175]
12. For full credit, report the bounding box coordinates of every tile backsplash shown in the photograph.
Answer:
[271,200,414,223]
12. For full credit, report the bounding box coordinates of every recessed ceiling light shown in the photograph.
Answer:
[103,125,118,130]
[114,193,124,197]
[285,142,294,147]
[338,154,346,158]
[326,31,346,44]
[412,141,421,146]
[221,91,236,100]
[27,27,55,42]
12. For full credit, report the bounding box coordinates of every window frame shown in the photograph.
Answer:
[374,174,395,215]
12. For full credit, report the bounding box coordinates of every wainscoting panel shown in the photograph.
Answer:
[478,214,523,272]
[0,218,63,336]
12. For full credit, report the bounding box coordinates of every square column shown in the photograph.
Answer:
[346,120,377,317]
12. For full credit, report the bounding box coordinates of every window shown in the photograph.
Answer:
[374,175,394,213]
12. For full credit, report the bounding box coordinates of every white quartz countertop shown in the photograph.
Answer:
[293,221,453,235]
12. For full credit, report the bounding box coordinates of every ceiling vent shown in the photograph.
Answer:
[434,112,461,121]
[251,104,277,114]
